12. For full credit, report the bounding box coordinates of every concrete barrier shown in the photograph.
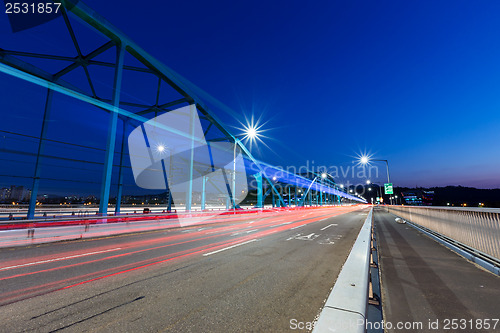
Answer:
[313,208,373,333]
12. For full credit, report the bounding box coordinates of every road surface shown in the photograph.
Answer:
[0,206,369,332]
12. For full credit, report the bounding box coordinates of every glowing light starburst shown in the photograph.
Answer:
[153,143,168,157]
[236,114,271,151]
[353,150,374,167]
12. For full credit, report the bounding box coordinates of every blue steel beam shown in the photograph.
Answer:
[254,173,263,208]
[98,45,125,216]
[27,89,53,220]
[115,120,127,214]
[185,104,196,212]
[201,176,207,210]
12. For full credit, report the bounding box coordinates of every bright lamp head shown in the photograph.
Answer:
[246,126,257,139]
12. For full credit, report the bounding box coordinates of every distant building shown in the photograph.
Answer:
[422,190,434,205]
[401,190,434,206]
[0,187,11,202]
[9,185,30,202]
[402,191,422,205]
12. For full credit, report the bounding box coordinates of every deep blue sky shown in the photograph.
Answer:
[1,0,500,193]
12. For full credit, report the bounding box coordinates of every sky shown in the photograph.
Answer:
[1,0,500,195]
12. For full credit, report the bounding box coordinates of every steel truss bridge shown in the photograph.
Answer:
[0,0,365,220]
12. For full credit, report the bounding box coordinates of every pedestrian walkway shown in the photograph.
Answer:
[375,208,500,333]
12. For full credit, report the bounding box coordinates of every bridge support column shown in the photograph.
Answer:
[99,45,125,216]
[201,176,207,210]
[167,154,173,212]
[185,104,196,212]
[115,120,127,215]
[288,186,291,207]
[27,89,54,220]
[231,142,237,209]
[294,186,298,206]
[254,173,263,208]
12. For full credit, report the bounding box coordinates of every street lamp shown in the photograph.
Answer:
[233,124,263,209]
[246,126,257,139]
[367,180,384,204]
[360,156,393,205]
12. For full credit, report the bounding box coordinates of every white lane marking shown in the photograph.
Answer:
[296,233,319,241]
[291,224,305,230]
[286,234,301,241]
[231,229,258,236]
[0,248,122,271]
[279,222,293,226]
[287,233,319,241]
[320,224,338,231]
[203,239,258,256]
[318,238,335,245]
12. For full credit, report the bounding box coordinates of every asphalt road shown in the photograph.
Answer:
[0,206,369,332]
[376,208,500,333]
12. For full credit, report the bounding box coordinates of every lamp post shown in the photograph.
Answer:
[232,125,259,209]
[360,156,393,205]
[374,182,384,204]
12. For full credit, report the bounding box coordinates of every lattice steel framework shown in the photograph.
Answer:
[0,0,365,219]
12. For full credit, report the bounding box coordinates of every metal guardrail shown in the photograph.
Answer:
[313,208,373,333]
[387,206,500,262]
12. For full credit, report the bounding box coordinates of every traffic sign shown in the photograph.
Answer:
[384,183,393,195]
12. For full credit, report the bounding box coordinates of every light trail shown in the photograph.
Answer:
[0,248,122,271]
[0,206,367,305]
[203,239,258,256]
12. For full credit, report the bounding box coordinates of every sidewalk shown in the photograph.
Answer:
[375,208,500,333]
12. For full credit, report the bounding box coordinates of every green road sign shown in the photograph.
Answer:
[384,183,393,195]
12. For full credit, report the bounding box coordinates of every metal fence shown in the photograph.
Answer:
[387,206,500,261]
